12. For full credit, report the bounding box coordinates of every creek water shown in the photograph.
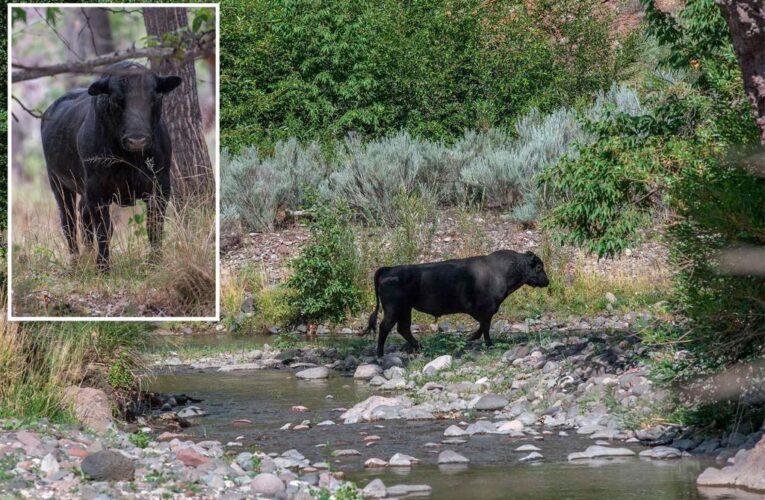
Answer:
[149,368,716,499]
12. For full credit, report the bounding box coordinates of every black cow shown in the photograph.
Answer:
[41,61,181,271]
[366,250,550,357]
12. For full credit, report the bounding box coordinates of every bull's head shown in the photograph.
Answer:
[524,251,550,288]
[88,62,181,152]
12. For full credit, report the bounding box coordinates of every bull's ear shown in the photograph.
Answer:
[88,76,110,96]
[156,75,182,94]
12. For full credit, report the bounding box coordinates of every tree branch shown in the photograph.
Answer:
[11,35,215,83]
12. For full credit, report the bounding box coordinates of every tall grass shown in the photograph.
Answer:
[11,181,216,317]
[0,302,152,421]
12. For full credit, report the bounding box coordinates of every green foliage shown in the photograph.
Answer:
[272,332,301,350]
[285,201,364,323]
[107,353,135,390]
[421,333,468,358]
[221,0,620,150]
[668,163,765,365]
[129,431,150,449]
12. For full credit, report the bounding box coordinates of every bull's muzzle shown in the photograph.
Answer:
[123,135,151,151]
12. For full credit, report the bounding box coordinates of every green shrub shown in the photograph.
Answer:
[129,431,150,449]
[285,201,364,323]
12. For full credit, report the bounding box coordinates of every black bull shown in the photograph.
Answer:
[41,61,181,271]
[366,250,550,357]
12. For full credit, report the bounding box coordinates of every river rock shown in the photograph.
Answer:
[61,386,113,433]
[466,420,497,435]
[354,364,382,380]
[697,435,765,491]
[495,420,524,434]
[444,425,469,437]
[515,444,541,452]
[639,446,683,459]
[369,375,387,386]
[251,472,286,495]
[474,394,509,411]
[519,452,544,463]
[176,447,212,467]
[389,453,417,467]
[384,366,406,380]
[387,484,433,496]
[364,458,388,468]
[568,445,636,461]
[218,363,262,372]
[40,453,60,477]
[340,395,411,424]
[178,406,206,418]
[332,449,361,457]
[81,450,135,480]
[423,355,452,375]
[438,450,469,464]
[296,367,330,379]
[363,478,387,498]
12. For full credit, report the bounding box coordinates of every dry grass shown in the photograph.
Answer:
[10,172,216,318]
[0,290,152,420]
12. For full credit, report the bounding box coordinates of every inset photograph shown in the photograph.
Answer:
[8,4,219,319]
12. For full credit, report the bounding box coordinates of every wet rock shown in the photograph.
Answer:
[364,458,388,468]
[695,438,722,455]
[639,446,683,459]
[519,452,544,463]
[444,425,469,437]
[340,395,411,424]
[81,450,135,481]
[387,484,433,497]
[568,445,636,460]
[515,445,541,452]
[442,438,467,445]
[389,453,417,467]
[438,450,469,464]
[382,355,404,370]
[423,355,452,376]
[354,364,382,380]
[697,436,765,491]
[295,367,330,379]
[384,367,406,380]
[363,478,387,498]
[672,437,702,452]
[369,375,387,386]
[466,420,497,435]
[218,363,262,372]
[251,472,286,496]
[332,449,361,457]
[61,387,113,433]
[177,406,206,418]
[473,394,509,411]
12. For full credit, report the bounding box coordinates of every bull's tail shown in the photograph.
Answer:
[364,267,384,336]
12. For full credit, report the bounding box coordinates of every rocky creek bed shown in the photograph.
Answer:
[4,330,763,499]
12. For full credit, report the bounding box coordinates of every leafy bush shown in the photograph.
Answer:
[221,0,620,150]
[285,201,364,323]
[129,431,150,449]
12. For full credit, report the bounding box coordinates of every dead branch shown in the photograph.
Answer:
[11,34,215,83]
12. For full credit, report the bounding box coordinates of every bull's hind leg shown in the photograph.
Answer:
[397,308,421,353]
[377,305,397,358]
[49,178,78,257]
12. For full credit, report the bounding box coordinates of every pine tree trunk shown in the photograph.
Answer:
[144,7,213,197]
[717,0,765,144]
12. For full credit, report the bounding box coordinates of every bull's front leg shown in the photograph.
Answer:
[87,196,113,272]
[146,192,167,262]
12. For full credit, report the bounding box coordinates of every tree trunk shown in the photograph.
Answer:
[144,7,213,197]
[717,0,765,144]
